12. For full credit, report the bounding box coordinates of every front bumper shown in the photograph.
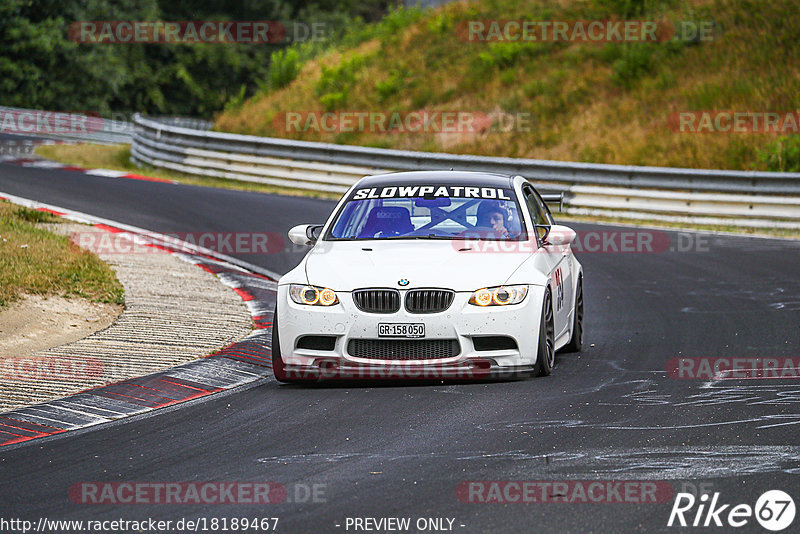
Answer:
[280,359,536,381]
[276,285,544,379]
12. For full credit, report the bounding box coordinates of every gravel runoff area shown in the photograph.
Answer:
[0,222,254,412]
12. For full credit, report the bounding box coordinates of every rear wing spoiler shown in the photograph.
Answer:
[540,193,564,212]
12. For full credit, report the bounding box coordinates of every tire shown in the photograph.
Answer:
[533,289,555,377]
[561,276,583,353]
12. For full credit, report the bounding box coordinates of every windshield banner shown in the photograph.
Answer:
[351,186,513,201]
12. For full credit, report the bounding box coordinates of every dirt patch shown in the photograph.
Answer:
[0,295,121,358]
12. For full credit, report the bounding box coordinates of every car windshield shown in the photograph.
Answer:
[327,185,526,240]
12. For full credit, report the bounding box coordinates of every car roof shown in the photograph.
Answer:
[355,170,515,189]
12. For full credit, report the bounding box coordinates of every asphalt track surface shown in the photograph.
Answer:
[1,161,800,533]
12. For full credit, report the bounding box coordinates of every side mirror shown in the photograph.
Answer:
[545,225,577,247]
[288,224,323,246]
[536,225,551,244]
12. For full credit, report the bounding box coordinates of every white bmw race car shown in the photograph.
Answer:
[273,171,583,382]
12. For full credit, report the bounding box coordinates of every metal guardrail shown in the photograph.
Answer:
[131,114,800,228]
[143,116,213,131]
[0,106,135,145]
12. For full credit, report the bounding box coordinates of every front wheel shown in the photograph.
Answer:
[561,276,583,353]
[533,289,555,377]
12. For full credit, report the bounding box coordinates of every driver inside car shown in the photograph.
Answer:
[476,200,511,238]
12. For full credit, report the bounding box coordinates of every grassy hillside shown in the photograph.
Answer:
[215,0,800,172]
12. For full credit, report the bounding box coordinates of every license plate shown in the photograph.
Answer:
[378,323,425,338]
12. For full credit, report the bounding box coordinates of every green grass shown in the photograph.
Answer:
[0,201,125,310]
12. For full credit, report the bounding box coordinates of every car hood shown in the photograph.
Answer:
[303,240,531,292]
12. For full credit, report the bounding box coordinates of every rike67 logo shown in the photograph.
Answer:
[668,490,795,531]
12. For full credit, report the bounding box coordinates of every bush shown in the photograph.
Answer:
[264,48,302,92]
[426,13,451,35]
[340,6,424,48]
[319,92,347,111]
[374,69,407,102]
[370,6,425,43]
[758,136,800,172]
[610,44,657,87]
[315,54,367,109]
[223,84,248,112]
[610,40,684,88]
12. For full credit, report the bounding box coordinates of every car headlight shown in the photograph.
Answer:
[289,284,339,306]
[469,285,528,306]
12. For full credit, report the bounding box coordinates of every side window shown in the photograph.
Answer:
[522,185,549,244]
[523,186,547,226]
[533,190,555,225]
